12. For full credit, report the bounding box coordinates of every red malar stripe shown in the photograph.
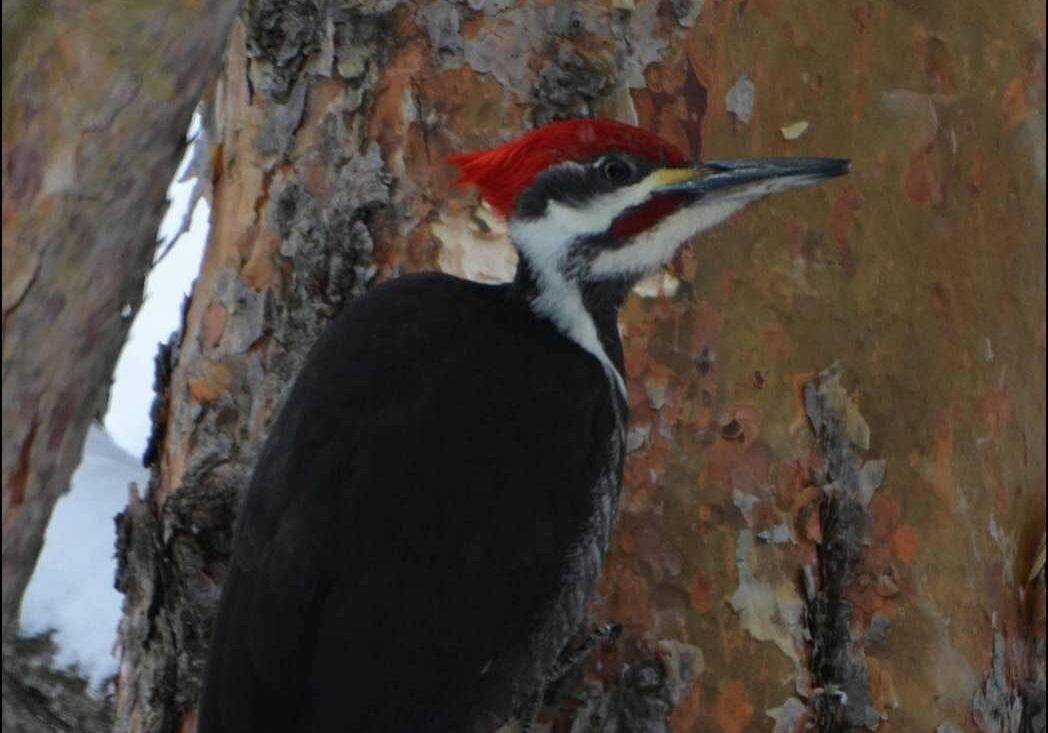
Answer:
[610,193,687,239]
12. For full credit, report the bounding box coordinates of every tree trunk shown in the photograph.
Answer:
[116,1,1046,731]
[1,0,240,634]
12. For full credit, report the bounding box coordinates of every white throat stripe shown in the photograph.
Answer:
[511,216,627,397]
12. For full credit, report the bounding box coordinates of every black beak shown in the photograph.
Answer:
[654,157,850,196]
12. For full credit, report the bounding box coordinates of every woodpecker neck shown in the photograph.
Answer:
[510,259,628,395]
[510,260,630,313]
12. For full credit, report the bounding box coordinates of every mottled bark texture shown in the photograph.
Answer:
[116,0,1045,731]
[1,0,240,634]
[1,633,115,733]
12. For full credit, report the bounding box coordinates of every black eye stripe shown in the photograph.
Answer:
[512,156,656,220]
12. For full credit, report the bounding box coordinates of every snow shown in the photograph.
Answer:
[105,116,210,458]
[17,117,209,691]
[18,425,148,689]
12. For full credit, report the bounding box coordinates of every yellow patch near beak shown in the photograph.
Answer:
[646,168,699,188]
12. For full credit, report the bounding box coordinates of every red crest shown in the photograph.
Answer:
[449,119,688,218]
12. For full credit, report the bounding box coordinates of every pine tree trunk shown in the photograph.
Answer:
[1,0,240,633]
[116,1,1046,731]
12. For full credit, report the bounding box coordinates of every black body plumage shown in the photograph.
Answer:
[198,272,627,732]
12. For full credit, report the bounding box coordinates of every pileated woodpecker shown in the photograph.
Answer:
[198,118,847,732]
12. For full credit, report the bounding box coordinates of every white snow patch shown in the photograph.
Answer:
[19,426,147,691]
[105,114,210,456]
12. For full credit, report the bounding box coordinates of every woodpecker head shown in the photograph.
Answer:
[451,118,848,288]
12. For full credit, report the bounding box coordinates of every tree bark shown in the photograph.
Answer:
[117,1,1046,731]
[1,633,115,733]
[1,0,241,633]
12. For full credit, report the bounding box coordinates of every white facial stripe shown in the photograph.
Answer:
[589,173,825,278]
[589,197,746,278]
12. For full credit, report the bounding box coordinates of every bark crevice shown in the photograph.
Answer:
[804,364,884,732]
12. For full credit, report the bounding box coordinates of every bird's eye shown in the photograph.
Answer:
[599,157,635,186]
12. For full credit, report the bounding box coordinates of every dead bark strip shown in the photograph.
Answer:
[804,365,884,731]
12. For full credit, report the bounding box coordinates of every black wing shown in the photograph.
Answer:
[198,273,620,732]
